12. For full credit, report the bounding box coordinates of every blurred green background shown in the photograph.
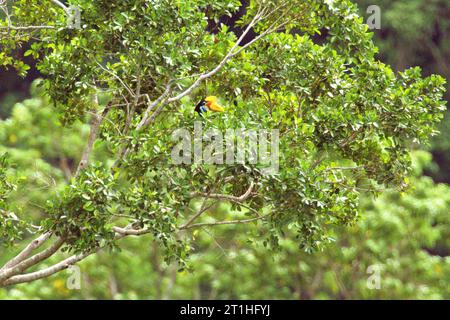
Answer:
[0,0,449,299]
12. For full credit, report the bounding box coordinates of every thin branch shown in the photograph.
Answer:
[0,0,65,31]
[95,61,135,97]
[75,101,112,175]
[0,25,55,30]
[182,182,256,230]
[230,4,307,59]
[179,215,268,230]
[0,1,11,32]
[227,200,262,218]
[191,181,255,203]
[179,193,218,230]
[166,10,265,103]
[136,84,172,130]
[230,20,290,58]
[124,63,143,136]
[113,84,172,166]
[323,166,365,172]
[50,0,69,13]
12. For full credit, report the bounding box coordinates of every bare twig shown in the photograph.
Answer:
[191,181,255,203]
[75,101,112,175]
[0,25,55,30]
[179,191,218,230]
[166,9,265,103]
[179,215,268,230]
[136,84,172,130]
[95,61,135,97]
[50,0,69,13]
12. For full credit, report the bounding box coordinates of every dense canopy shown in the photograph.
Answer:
[0,0,446,287]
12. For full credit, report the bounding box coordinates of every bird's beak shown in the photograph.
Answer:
[208,102,224,112]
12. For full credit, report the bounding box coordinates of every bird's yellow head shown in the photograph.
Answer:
[204,96,224,112]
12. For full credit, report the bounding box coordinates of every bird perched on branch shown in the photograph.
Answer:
[195,96,224,116]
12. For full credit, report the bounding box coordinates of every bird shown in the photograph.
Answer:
[195,96,224,116]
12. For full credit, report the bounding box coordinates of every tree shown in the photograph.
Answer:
[1,95,447,299]
[354,0,450,183]
[174,152,449,300]
[0,0,446,287]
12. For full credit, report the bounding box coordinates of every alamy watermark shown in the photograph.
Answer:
[366,5,381,30]
[171,122,279,175]
[65,4,381,32]
[67,5,81,30]
[66,265,81,290]
[366,264,382,290]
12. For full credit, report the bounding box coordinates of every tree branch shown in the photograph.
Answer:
[95,61,135,97]
[179,215,268,230]
[2,250,91,286]
[111,226,152,236]
[0,232,52,271]
[166,9,265,103]
[50,0,69,13]
[179,193,218,230]
[0,227,139,287]
[136,83,172,130]
[75,101,112,175]
[0,25,55,30]
[0,237,65,282]
[191,181,255,202]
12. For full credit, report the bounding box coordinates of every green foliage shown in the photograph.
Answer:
[0,153,30,247]
[3,152,447,299]
[0,153,21,246]
[0,0,447,290]
[355,0,450,183]
[0,86,88,218]
[44,163,119,253]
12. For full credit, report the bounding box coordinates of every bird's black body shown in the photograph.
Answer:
[195,99,208,116]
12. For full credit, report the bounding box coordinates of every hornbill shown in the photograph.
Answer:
[195,96,224,116]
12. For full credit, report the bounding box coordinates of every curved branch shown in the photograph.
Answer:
[2,250,91,286]
[136,84,172,130]
[75,101,112,175]
[1,228,135,287]
[50,0,69,13]
[191,181,255,202]
[0,232,52,271]
[179,196,219,230]
[0,237,65,282]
